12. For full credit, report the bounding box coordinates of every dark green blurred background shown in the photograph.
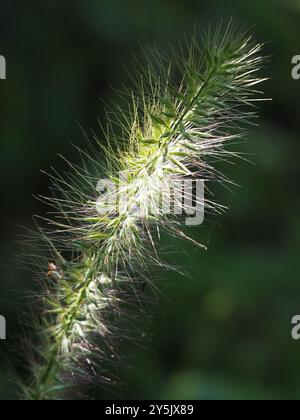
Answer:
[1,0,300,400]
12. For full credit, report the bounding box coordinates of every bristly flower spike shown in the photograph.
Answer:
[19,23,267,400]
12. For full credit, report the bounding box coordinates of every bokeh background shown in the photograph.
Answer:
[0,0,300,400]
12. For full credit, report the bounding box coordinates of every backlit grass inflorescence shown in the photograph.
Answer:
[21,23,267,400]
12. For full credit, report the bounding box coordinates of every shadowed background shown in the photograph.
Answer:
[0,0,300,400]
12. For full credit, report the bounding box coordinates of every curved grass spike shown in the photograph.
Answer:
[21,23,267,399]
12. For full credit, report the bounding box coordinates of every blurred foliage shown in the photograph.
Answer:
[0,0,300,400]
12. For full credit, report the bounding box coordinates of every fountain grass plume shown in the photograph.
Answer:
[19,22,267,400]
